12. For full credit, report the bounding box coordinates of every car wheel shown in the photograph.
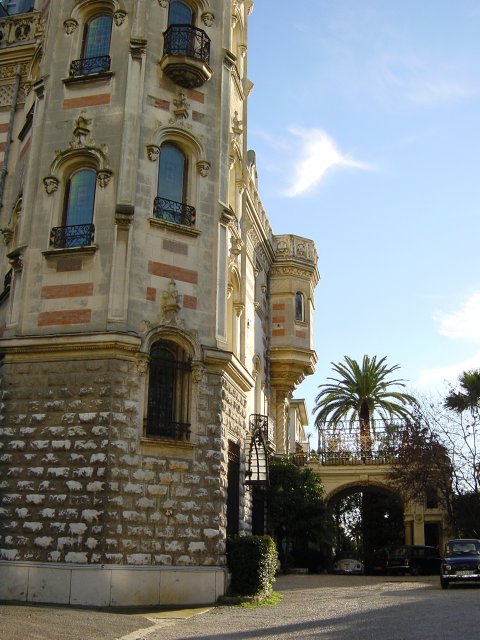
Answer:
[440,577,449,590]
[409,565,420,576]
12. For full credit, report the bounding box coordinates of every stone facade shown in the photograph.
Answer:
[0,0,319,606]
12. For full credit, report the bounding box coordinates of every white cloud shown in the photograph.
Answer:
[415,292,480,391]
[416,352,480,391]
[283,128,373,197]
[435,291,480,342]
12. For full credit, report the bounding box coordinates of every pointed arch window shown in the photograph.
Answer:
[146,341,192,440]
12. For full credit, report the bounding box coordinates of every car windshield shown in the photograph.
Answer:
[389,547,408,558]
[335,552,360,561]
[445,541,480,557]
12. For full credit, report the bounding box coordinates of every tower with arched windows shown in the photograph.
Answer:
[0,1,319,606]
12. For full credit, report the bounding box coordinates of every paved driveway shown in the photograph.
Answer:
[1,574,479,640]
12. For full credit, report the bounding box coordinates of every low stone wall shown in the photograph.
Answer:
[0,561,227,606]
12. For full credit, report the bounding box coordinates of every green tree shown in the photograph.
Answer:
[314,355,416,452]
[267,458,331,571]
[388,421,455,527]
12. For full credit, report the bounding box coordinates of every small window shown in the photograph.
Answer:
[295,291,305,322]
[146,341,191,440]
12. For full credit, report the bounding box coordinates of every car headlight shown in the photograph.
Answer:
[443,563,452,571]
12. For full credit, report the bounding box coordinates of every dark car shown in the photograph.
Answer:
[373,545,441,576]
[440,539,480,589]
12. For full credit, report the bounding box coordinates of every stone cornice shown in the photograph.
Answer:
[203,347,254,393]
[1,332,142,362]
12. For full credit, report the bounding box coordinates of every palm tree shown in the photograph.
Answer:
[445,370,480,415]
[314,355,416,456]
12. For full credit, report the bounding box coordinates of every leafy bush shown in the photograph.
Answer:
[226,535,278,596]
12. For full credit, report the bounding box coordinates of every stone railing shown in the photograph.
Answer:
[0,12,43,48]
[273,234,318,265]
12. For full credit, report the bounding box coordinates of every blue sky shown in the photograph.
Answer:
[247,1,480,429]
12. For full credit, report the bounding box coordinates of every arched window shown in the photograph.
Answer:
[61,168,96,248]
[72,13,112,75]
[146,341,192,440]
[168,0,194,25]
[295,291,305,322]
[158,143,187,203]
[154,143,195,226]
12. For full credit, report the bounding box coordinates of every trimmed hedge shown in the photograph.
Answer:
[226,535,278,596]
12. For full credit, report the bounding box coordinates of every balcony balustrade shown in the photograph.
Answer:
[0,12,41,48]
[249,414,275,447]
[316,419,409,465]
[50,224,95,249]
[153,196,196,227]
[69,55,111,77]
[160,24,212,88]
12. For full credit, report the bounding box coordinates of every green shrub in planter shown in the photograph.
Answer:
[226,535,278,596]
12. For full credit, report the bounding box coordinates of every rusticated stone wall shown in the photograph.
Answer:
[0,354,245,568]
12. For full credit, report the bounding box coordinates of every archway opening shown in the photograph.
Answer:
[327,485,404,574]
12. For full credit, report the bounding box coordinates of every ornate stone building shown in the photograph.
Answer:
[0,0,319,606]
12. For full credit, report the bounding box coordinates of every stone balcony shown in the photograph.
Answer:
[0,10,42,49]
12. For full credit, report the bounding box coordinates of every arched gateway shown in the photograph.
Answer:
[301,421,450,550]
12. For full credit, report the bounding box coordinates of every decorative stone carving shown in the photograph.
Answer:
[161,279,183,326]
[232,111,243,136]
[196,160,210,177]
[43,176,59,195]
[234,303,244,318]
[1,228,13,245]
[136,360,149,376]
[63,19,78,35]
[158,0,168,6]
[202,12,214,27]
[147,144,160,162]
[70,112,94,149]
[113,10,127,27]
[275,238,289,254]
[170,89,190,123]
[192,364,205,384]
[8,249,23,272]
[96,169,113,188]
[230,236,243,256]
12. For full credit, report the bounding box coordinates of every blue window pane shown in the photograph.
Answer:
[83,14,112,59]
[168,1,193,25]
[158,144,186,203]
[65,169,96,227]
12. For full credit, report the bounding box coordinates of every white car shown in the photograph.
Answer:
[332,552,364,575]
